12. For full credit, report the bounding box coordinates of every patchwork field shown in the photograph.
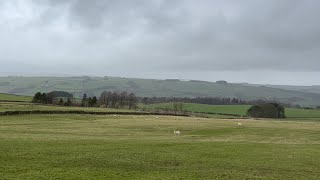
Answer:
[0,114,319,179]
[143,103,320,119]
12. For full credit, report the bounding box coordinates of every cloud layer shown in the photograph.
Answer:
[1,0,320,84]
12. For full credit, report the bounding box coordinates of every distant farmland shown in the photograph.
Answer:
[1,76,320,106]
[142,103,320,119]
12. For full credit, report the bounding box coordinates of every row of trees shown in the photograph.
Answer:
[99,90,138,109]
[32,92,73,106]
[140,96,292,107]
[81,94,98,107]
[32,91,138,109]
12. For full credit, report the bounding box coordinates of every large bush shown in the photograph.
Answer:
[247,103,285,118]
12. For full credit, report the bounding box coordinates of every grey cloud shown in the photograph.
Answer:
[1,0,320,84]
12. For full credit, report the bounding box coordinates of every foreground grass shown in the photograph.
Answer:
[0,93,32,102]
[0,114,319,179]
[143,103,320,119]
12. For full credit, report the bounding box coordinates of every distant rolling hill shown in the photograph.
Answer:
[0,76,320,106]
[239,83,320,94]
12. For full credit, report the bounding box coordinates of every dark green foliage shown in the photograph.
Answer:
[32,92,48,104]
[64,98,72,106]
[58,98,64,106]
[81,93,88,107]
[87,96,97,107]
[81,94,97,107]
[32,92,42,103]
[32,92,73,105]
[247,103,285,118]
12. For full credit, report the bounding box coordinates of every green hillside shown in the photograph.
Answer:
[0,93,32,102]
[1,76,320,106]
[143,103,320,119]
[242,83,320,94]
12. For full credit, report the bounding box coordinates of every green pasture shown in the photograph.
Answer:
[0,114,319,179]
[142,103,320,119]
[0,93,32,102]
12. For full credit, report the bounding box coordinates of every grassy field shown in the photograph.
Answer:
[0,114,319,179]
[2,101,320,120]
[142,103,320,119]
[0,93,31,102]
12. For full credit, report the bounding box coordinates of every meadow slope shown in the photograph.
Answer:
[0,114,319,179]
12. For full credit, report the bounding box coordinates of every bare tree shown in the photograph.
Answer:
[119,91,128,108]
[128,93,137,109]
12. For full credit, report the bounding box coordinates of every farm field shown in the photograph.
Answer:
[0,102,134,113]
[0,114,319,179]
[0,93,31,102]
[143,103,320,119]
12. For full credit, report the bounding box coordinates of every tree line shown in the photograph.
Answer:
[32,90,138,109]
[32,92,73,106]
[140,96,292,107]
[99,90,138,109]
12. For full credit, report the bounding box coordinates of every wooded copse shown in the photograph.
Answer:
[99,90,138,109]
[32,90,138,109]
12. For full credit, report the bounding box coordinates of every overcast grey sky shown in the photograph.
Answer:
[1,0,320,85]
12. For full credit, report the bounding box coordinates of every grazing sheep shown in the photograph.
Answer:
[174,130,181,136]
[155,116,159,119]
[113,115,117,117]
[238,122,242,127]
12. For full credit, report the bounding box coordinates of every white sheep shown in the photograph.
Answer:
[237,122,242,127]
[174,130,181,136]
[113,115,117,117]
[155,116,159,119]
